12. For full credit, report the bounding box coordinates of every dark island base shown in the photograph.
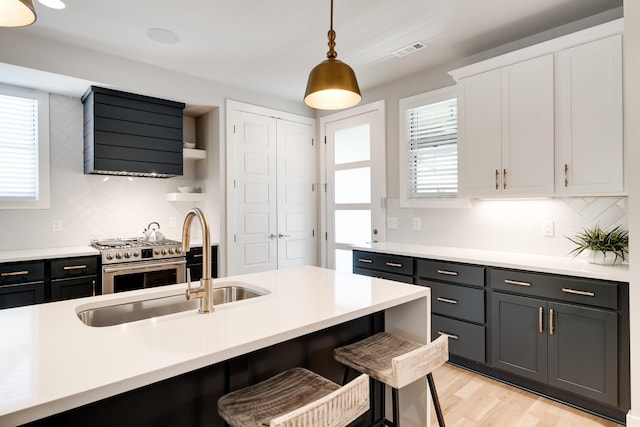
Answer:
[24,312,385,427]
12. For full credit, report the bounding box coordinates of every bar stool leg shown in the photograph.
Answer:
[427,373,445,427]
[391,387,399,427]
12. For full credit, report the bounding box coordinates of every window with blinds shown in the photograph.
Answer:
[0,92,39,199]
[0,85,49,209]
[406,97,457,199]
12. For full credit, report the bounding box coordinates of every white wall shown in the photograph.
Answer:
[623,1,640,425]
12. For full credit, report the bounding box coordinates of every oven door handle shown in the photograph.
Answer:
[103,259,186,274]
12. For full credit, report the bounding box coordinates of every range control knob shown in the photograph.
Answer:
[168,248,175,254]
[154,249,161,256]
[176,248,182,254]
[106,253,114,260]
[115,253,123,259]
[124,252,131,258]
[133,252,139,257]
[161,249,168,255]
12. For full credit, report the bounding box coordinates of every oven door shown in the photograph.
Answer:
[102,258,186,294]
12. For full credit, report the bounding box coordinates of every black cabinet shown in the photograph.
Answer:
[51,256,99,301]
[0,261,45,309]
[186,245,218,281]
[415,258,486,363]
[352,250,413,283]
[489,267,620,407]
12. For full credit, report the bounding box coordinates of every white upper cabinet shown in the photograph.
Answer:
[451,19,623,199]
[457,54,554,197]
[555,35,623,196]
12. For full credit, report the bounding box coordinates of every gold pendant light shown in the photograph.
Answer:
[0,0,37,27]
[304,0,361,110]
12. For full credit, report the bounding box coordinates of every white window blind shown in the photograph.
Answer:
[0,92,39,199]
[406,97,457,198]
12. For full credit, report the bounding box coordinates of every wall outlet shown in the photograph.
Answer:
[51,220,62,233]
[387,217,398,229]
[542,220,554,237]
[413,217,421,231]
[169,216,177,228]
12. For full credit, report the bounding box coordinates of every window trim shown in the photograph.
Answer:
[0,85,50,210]
[399,86,469,209]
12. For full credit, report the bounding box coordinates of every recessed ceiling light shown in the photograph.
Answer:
[146,28,180,44]
[37,0,66,10]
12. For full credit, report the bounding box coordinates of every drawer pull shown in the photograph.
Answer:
[436,297,458,305]
[63,265,87,271]
[437,269,458,276]
[358,258,373,264]
[92,280,96,297]
[438,331,459,340]
[504,279,531,287]
[386,262,403,268]
[549,308,555,335]
[1,270,29,277]
[193,254,203,259]
[561,288,595,297]
[539,307,543,333]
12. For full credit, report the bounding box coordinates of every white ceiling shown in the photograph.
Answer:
[12,0,624,103]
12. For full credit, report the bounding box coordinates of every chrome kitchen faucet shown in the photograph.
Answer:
[181,207,213,313]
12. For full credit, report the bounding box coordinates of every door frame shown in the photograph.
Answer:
[319,100,386,268]
[226,99,317,275]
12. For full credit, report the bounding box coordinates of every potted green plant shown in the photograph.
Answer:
[567,224,628,265]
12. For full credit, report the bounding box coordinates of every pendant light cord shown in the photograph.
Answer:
[327,0,337,59]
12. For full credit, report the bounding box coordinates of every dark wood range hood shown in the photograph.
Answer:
[81,86,186,178]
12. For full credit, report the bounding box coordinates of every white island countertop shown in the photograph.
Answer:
[0,265,429,426]
[353,242,629,283]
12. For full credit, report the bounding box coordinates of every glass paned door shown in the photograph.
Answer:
[324,105,386,273]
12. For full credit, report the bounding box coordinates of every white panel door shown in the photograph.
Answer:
[234,111,278,274]
[276,119,317,269]
[323,103,386,273]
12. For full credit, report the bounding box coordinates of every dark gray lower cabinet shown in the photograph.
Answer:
[491,290,619,406]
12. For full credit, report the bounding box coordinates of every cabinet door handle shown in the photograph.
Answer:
[561,288,595,297]
[436,297,458,304]
[437,269,458,276]
[385,262,402,268]
[503,168,507,190]
[92,280,96,297]
[539,307,543,333]
[549,308,554,335]
[495,169,499,190]
[504,279,531,287]
[1,270,29,277]
[63,265,87,270]
[438,331,459,340]
[564,164,569,187]
[358,258,373,264]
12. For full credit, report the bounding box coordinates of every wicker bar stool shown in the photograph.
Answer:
[334,333,449,427]
[217,367,369,427]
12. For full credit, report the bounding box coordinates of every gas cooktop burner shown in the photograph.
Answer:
[91,238,184,264]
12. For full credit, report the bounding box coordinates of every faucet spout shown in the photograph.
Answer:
[182,207,213,313]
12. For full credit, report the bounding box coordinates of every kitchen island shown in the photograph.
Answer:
[0,266,430,426]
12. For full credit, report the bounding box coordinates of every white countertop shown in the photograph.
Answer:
[353,242,629,283]
[0,265,428,426]
[0,246,100,263]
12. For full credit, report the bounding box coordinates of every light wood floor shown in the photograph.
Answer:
[429,363,623,427]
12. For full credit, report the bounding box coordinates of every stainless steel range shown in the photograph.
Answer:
[91,238,186,294]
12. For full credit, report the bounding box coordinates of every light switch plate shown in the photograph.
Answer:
[542,220,554,237]
[51,220,62,233]
[413,217,421,231]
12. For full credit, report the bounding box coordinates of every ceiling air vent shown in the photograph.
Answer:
[392,41,427,58]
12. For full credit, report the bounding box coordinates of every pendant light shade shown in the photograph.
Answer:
[304,0,361,110]
[0,0,37,27]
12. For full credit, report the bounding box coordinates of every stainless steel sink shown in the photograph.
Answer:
[77,284,268,327]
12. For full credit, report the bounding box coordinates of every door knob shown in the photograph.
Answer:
[372,229,378,235]
[278,233,291,238]
[269,234,277,239]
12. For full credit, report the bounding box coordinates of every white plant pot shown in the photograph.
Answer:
[590,250,624,266]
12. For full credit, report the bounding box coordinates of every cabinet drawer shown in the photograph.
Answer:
[418,279,484,323]
[489,268,618,310]
[0,261,45,285]
[353,251,413,276]
[0,281,45,309]
[432,314,485,363]
[353,268,414,284]
[416,259,484,287]
[51,256,98,279]
[52,276,98,301]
